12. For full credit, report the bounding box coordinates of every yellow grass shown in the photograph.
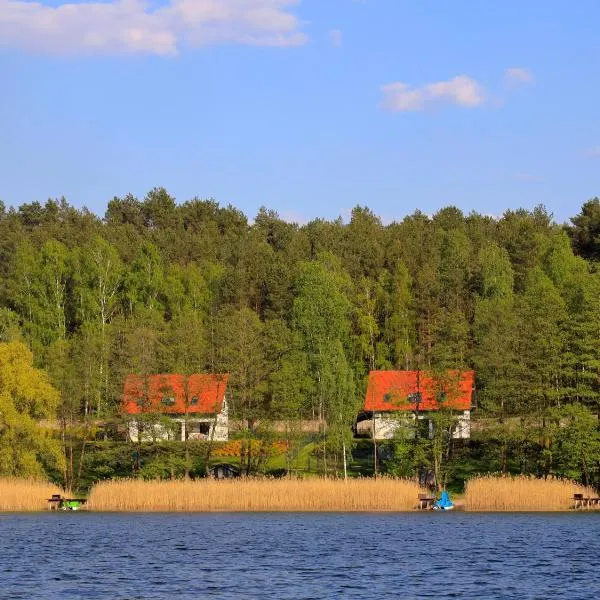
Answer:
[87,477,423,512]
[0,477,63,512]
[465,475,597,511]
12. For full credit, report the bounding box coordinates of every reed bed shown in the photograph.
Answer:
[0,477,63,512]
[465,475,596,511]
[87,477,423,512]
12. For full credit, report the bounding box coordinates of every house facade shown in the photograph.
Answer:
[362,370,475,440]
[122,373,229,442]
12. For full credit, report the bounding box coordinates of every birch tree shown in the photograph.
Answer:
[73,236,123,416]
[292,255,355,474]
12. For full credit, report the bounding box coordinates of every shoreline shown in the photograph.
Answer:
[2,476,597,513]
[3,507,599,514]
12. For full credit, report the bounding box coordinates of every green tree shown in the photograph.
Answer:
[567,197,600,260]
[320,340,356,478]
[343,206,384,280]
[12,241,40,347]
[514,268,567,420]
[549,403,600,485]
[38,240,70,342]
[380,261,415,369]
[431,228,472,368]
[564,272,600,408]
[214,307,268,474]
[264,319,313,473]
[292,255,355,474]
[123,242,165,316]
[292,255,352,421]
[73,236,123,417]
[473,243,520,469]
[352,276,380,375]
[0,308,20,342]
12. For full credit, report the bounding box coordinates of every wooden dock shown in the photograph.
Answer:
[417,493,435,510]
[572,493,600,510]
[47,494,87,511]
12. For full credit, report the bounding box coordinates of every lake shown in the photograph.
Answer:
[0,513,599,599]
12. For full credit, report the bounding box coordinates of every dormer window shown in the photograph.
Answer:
[136,397,150,409]
[407,392,422,405]
[161,397,176,407]
[190,396,199,406]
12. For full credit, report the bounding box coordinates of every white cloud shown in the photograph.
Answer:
[328,28,342,47]
[505,67,533,85]
[0,0,307,56]
[379,75,485,112]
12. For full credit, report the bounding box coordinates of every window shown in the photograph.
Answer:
[437,391,447,404]
[161,397,176,407]
[190,396,199,406]
[383,393,393,403]
[417,417,430,438]
[188,422,211,438]
[136,397,150,409]
[408,392,422,406]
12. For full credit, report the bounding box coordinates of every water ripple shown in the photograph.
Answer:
[0,512,599,598]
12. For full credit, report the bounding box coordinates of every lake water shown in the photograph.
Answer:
[0,513,599,599]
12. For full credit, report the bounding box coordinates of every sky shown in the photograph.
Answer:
[1,0,599,225]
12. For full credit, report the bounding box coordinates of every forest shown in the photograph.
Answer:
[1,190,600,491]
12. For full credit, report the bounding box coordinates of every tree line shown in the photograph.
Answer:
[1,191,600,487]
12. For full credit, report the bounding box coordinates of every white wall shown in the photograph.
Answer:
[372,410,471,440]
[453,410,470,439]
[127,398,229,442]
[212,398,229,441]
[372,414,416,440]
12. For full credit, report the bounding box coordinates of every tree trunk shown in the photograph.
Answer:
[372,414,378,477]
[184,419,190,480]
[582,455,590,487]
[342,438,348,481]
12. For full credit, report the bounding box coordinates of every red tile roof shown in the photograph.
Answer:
[122,373,229,415]
[364,370,474,412]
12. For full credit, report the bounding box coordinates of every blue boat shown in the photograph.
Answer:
[433,490,454,510]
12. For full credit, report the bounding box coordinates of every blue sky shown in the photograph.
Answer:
[1,0,599,224]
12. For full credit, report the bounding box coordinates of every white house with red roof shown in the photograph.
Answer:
[362,370,475,440]
[122,373,230,442]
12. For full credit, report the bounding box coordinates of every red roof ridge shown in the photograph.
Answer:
[122,373,229,415]
[364,369,474,412]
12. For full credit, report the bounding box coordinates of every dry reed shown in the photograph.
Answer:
[87,477,423,512]
[0,477,63,512]
[465,475,596,511]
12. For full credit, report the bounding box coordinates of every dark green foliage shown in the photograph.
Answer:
[76,442,230,491]
[567,197,600,261]
[2,192,600,487]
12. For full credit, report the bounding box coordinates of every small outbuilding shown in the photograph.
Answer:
[209,463,240,479]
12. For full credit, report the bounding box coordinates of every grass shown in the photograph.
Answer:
[0,477,64,512]
[87,477,424,512]
[464,474,597,511]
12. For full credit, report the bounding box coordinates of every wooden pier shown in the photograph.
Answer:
[47,494,87,511]
[572,493,600,510]
[417,493,435,510]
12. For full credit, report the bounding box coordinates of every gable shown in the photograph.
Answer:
[122,373,229,415]
[364,370,474,412]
